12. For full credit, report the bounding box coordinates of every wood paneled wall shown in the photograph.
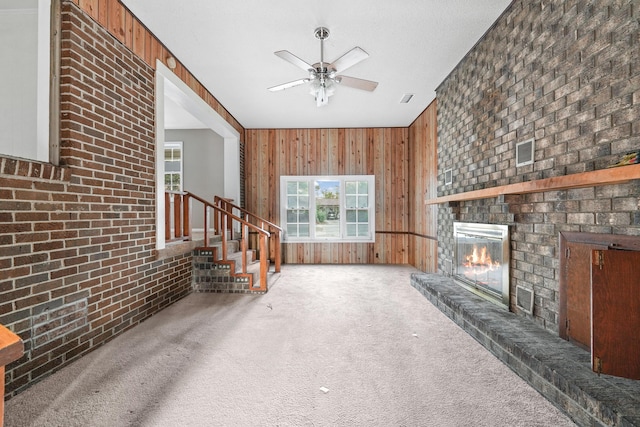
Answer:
[71,0,243,135]
[245,128,411,265]
[73,0,439,271]
[408,100,438,273]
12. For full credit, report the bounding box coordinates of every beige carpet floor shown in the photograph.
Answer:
[5,265,576,427]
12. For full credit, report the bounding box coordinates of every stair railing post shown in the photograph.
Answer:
[274,231,281,273]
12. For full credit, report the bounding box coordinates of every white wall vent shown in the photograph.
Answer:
[444,259,453,276]
[444,168,453,185]
[516,286,534,314]
[516,139,535,167]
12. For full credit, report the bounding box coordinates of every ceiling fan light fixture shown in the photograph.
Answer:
[310,80,335,107]
[270,27,378,107]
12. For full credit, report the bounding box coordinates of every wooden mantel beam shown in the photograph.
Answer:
[0,325,23,427]
[426,164,640,204]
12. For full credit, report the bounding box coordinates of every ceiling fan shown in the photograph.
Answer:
[268,27,378,107]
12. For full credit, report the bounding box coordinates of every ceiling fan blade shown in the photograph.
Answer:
[328,47,369,73]
[335,75,378,92]
[268,78,311,92]
[274,50,314,72]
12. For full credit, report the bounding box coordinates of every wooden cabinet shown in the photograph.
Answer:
[591,249,640,380]
[559,232,640,380]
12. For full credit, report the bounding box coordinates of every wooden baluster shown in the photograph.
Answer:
[164,192,171,241]
[183,194,190,240]
[174,194,182,239]
[241,224,248,274]
[221,215,228,260]
[260,234,267,290]
[213,202,219,236]
[227,201,233,237]
[203,205,208,246]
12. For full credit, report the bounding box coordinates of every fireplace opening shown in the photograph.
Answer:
[453,222,510,308]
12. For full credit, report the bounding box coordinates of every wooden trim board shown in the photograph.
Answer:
[426,164,640,204]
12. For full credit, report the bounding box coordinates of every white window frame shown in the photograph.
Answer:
[280,175,375,243]
[163,141,183,192]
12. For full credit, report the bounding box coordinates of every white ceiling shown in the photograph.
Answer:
[122,0,512,129]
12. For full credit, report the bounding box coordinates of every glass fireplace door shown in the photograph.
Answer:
[453,222,510,307]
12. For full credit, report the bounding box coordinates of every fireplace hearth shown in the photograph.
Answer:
[453,222,510,307]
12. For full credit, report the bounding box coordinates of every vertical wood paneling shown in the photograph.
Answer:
[97,0,107,26]
[71,0,438,270]
[79,0,98,20]
[132,19,145,59]
[245,127,411,265]
[107,1,125,42]
[123,8,134,50]
[408,100,438,273]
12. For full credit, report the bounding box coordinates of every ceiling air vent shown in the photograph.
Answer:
[400,93,414,104]
[516,139,535,167]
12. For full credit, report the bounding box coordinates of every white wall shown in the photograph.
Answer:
[165,129,225,228]
[155,61,241,250]
[0,3,38,159]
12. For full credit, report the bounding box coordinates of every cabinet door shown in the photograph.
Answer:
[564,242,598,349]
[591,249,640,380]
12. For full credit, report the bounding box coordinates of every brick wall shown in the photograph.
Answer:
[436,0,640,332]
[0,2,192,397]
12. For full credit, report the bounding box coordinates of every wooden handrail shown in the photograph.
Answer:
[214,196,282,273]
[426,163,640,204]
[163,191,280,289]
[1,325,23,427]
[215,196,283,233]
[184,192,273,289]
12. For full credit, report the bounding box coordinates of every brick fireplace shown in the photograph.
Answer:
[433,0,640,335]
[418,1,640,424]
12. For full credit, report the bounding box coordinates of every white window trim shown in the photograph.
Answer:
[164,141,183,192]
[280,175,375,243]
[154,61,241,250]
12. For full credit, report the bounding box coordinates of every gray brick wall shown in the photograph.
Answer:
[436,0,640,332]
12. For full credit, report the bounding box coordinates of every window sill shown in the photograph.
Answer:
[0,155,71,181]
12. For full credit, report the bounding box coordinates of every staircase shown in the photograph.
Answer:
[193,236,273,294]
[164,191,282,294]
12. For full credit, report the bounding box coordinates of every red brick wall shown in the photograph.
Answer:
[0,2,192,397]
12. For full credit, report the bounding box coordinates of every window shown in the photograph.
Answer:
[280,175,375,242]
[164,142,183,191]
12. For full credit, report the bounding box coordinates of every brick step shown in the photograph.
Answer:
[192,247,268,294]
